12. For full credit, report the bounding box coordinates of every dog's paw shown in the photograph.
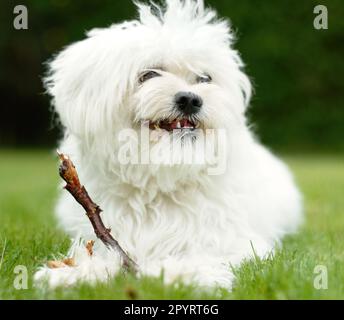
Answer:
[34,243,121,288]
[34,264,81,288]
[34,256,119,288]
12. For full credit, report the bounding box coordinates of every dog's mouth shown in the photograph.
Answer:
[149,118,200,132]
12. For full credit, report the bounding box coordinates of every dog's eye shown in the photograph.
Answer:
[139,71,161,84]
[197,74,212,84]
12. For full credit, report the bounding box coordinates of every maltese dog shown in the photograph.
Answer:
[35,0,303,290]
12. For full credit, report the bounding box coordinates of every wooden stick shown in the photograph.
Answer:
[58,152,138,274]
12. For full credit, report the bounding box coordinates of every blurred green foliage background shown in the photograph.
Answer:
[0,0,343,150]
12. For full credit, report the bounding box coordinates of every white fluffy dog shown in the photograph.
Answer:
[35,0,303,289]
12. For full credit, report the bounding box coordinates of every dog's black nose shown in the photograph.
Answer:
[174,92,203,115]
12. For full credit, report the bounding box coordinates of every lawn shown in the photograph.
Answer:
[0,150,343,299]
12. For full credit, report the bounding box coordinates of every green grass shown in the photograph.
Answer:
[0,150,343,299]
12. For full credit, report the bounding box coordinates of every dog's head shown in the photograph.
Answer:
[46,0,252,185]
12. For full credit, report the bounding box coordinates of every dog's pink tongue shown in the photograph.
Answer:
[180,119,193,127]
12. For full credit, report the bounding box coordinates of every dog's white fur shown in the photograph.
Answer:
[35,0,303,289]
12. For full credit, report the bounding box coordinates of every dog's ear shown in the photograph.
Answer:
[232,55,253,113]
[44,29,133,139]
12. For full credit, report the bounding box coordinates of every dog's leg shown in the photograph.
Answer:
[142,237,274,291]
[139,255,235,290]
[34,238,121,288]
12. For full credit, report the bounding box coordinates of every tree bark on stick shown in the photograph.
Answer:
[58,152,138,274]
